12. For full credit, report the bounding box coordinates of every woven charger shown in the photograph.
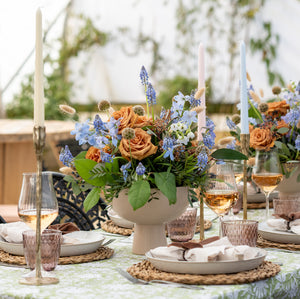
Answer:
[257,234,300,251]
[101,218,212,236]
[127,260,280,285]
[0,246,114,266]
[247,202,273,209]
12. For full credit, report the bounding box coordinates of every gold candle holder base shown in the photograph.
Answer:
[240,133,250,220]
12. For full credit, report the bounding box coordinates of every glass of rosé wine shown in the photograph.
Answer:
[251,149,283,219]
[204,162,239,236]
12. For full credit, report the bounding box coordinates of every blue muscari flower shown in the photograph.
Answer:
[101,152,113,163]
[140,66,149,86]
[120,162,131,182]
[295,135,300,151]
[189,93,201,108]
[162,137,176,161]
[71,120,90,145]
[202,133,215,149]
[226,139,236,150]
[136,162,146,176]
[282,109,300,125]
[248,117,257,126]
[196,150,208,172]
[93,114,106,133]
[180,110,197,126]
[146,83,156,106]
[206,117,215,132]
[59,145,74,167]
[226,118,236,130]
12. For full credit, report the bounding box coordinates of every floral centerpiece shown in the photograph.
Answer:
[225,78,300,196]
[59,66,245,212]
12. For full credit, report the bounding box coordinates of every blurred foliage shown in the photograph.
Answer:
[6,15,109,120]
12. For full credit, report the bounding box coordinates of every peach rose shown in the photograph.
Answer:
[277,119,289,134]
[250,127,276,150]
[133,115,153,129]
[85,145,111,163]
[111,107,138,133]
[85,146,101,163]
[119,128,157,161]
[266,100,290,118]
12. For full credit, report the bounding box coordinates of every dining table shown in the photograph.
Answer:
[0,207,300,299]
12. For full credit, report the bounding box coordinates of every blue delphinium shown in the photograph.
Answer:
[106,117,121,147]
[71,120,90,145]
[282,109,300,126]
[162,137,176,160]
[140,66,149,86]
[180,110,198,126]
[120,162,131,182]
[59,145,74,167]
[101,152,113,163]
[295,135,300,151]
[197,150,208,172]
[248,117,257,126]
[93,114,106,133]
[136,162,146,176]
[146,83,156,106]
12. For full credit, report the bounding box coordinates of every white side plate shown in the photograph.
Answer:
[0,231,105,257]
[145,248,267,275]
[258,222,300,244]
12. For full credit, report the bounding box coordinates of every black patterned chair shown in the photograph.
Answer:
[49,172,108,231]
[0,215,6,224]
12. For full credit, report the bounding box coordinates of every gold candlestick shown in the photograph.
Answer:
[20,126,58,285]
[240,133,250,220]
[196,188,205,240]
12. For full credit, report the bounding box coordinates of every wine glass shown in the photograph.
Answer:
[18,172,59,285]
[204,162,239,236]
[251,149,283,219]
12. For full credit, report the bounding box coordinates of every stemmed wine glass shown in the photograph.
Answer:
[251,149,283,219]
[18,172,59,284]
[203,162,239,236]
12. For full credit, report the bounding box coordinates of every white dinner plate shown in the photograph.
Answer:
[258,222,300,244]
[107,208,134,229]
[145,248,267,275]
[0,231,105,257]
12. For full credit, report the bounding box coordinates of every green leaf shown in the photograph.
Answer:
[83,187,101,212]
[274,141,283,149]
[281,143,291,157]
[211,149,248,160]
[154,172,177,204]
[71,181,81,196]
[297,173,300,183]
[74,159,106,186]
[248,100,263,122]
[75,151,87,159]
[277,127,289,134]
[128,181,151,210]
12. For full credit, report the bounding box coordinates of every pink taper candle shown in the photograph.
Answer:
[34,8,44,127]
[197,43,206,141]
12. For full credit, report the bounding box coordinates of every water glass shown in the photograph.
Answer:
[167,207,197,242]
[273,198,300,216]
[221,220,258,247]
[23,229,62,271]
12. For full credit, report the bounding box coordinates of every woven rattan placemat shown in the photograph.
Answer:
[127,260,280,285]
[101,218,212,236]
[0,246,114,266]
[247,202,273,209]
[257,235,300,251]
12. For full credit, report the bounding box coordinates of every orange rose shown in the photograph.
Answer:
[250,127,276,150]
[133,115,152,129]
[86,146,101,163]
[266,100,290,118]
[85,145,111,163]
[111,107,138,133]
[277,119,289,134]
[119,128,157,161]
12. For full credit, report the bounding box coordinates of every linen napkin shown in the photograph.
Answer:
[0,221,31,243]
[48,222,80,234]
[149,246,185,261]
[267,218,300,234]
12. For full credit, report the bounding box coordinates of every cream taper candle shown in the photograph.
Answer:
[197,43,206,140]
[240,41,249,134]
[34,8,44,127]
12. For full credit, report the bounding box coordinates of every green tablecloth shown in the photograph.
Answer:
[1,208,300,299]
